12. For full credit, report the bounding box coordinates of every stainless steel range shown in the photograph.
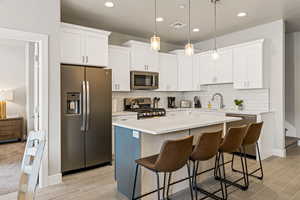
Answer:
[123,97,166,119]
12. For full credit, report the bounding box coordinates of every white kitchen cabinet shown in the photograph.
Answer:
[109,45,131,91]
[60,23,111,67]
[123,40,159,72]
[199,52,215,85]
[199,49,233,85]
[233,40,264,89]
[192,54,201,91]
[158,53,178,91]
[175,52,194,91]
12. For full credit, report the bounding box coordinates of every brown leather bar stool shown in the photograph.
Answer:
[132,136,194,200]
[231,122,264,185]
[215,125,248,197]
[190,130,225,200]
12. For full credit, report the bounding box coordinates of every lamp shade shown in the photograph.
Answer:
[0,90,14,101]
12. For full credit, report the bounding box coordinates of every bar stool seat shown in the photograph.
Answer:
[132,136,194,200]
[135,155,158,170]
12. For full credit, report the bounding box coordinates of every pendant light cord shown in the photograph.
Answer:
[214,0,217,51]
[188,0,191,44]
[154,0,157,35]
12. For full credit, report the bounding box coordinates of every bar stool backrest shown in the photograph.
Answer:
[220,125,247,153]
[191,130,222,161]
[18,131,46,200]
[243,122,264,146]
[154,136,194,172]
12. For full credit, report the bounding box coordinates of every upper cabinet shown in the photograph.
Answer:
[123,40,159,72]
[109,45,131,92]
[158,53,178,91]
[60,23,111,67]
[233,39,264,89]
[199,49,233,85]
[170,50,194,91]
[192,54,202,91]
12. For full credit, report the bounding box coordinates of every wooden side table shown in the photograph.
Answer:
[0,117,24,142]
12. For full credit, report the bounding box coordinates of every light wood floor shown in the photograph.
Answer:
[2,146,300,200]
[0,142,25,196]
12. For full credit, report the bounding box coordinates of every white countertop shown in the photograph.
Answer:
[112,112,241,135]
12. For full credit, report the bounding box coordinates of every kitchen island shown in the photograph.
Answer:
[113,111,241,199]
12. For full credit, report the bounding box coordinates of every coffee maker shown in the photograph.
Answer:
[167,97,176,108]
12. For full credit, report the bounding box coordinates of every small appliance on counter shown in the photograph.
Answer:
[153,97,160,108]
[180,100,192,108]
[124,97,166,119]
[194,96,202,108]
[167,97,176,108]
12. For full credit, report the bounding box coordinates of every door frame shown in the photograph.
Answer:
[0,27,49,187]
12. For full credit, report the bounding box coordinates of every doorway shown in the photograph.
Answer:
[0,27,49,192]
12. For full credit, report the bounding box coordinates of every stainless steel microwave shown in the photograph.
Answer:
[130,71,159,90]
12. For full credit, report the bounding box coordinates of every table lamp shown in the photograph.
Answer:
[0,89,14,119]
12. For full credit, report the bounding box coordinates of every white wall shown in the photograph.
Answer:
[0,0,61,176]
[194,20,286,152]
[0,40,26,120]
[285,32,300,138]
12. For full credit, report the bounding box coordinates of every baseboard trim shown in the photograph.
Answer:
[47,173,62,186]
[273,148,286,157]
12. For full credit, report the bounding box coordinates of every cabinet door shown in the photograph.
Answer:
[233,47,248,89]
[147,49,159,72]
[158,53,178,91]
[60,27,84,65]
[215,49,233,84]
[199,52,215,85]
[233,41,263,89]
[109,47,130,91]
[130,44,148,71]
[192,54,201,91]
[85,32,108,67]
[177,55,193,91]
[246,43,263,89]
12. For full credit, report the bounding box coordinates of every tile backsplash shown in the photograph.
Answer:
[112,84,269,112]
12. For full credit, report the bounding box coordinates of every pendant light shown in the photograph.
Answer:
[185,0,194,56]
[211,0,220,60]
[150,0,160,51]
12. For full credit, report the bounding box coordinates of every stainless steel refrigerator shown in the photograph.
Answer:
[61,65,112,173]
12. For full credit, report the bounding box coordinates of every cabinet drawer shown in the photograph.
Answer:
[0,130,20,140]
[0,119,23,141]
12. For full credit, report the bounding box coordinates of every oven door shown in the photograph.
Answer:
[131,71,159,90]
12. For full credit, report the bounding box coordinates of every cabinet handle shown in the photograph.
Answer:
[82,56,85,64]
[86,56,88,64]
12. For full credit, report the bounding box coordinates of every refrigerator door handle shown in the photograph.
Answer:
[81,81,86,132]
[86,80,90,131]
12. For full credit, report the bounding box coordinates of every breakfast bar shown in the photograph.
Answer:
[113,111,241,199]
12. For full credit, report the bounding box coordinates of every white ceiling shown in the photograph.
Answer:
[61,0,300,45]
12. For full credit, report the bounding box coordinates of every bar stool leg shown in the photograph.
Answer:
[167,173,172,200]
[216,153,226,200]
[156,172,161,200]
[256,142,264,180]
[231,154,235,172]
[221,153,228,199]
[132,164,139,200]
[239,148,248,190]
[186,163,194,200]
[242,147,249,187]
[193,161,199,200]
[163,173,167,199]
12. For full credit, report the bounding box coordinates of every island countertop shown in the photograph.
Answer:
[112,112,241,135]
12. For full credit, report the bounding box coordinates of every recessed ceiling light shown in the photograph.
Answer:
[104,1,114,8]
[156,17,164,22]
[193,28,200,32]
[237,12,247,17]
[178,4,186,9]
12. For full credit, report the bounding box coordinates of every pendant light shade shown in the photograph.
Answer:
[185,0,194,56]
[211,0,219,60]
[151,34,160,51]
[150,0,160,51]
[185,43,194,56]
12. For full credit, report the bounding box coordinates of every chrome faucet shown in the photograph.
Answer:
[211,93,225,109]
